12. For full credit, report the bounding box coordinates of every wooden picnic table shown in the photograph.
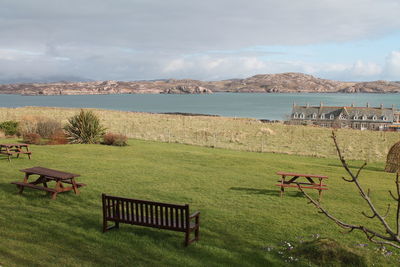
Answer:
[275,171,328,201]
[11,166,86,200]
[0,143,31,162]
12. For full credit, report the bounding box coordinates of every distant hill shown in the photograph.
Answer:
[0,72,400,95]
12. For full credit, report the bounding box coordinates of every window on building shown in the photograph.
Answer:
[372,115,377,121]
[299,113,305,119]
[320,113,325,119]
[362,115,367,120]
[293,113,298,119]
[339,114,346,120]
[382,116,387,121]
[330,114,334,120]
[312,113,317,119]
[353,115,358,120]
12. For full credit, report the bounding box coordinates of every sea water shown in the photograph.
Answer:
[0,93,399,120]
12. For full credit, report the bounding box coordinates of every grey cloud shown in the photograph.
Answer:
[1,0,400,81]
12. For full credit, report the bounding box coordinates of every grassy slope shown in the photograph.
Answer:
[1,106,400,161]
[0,139,399,266]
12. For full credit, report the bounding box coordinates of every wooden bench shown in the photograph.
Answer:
[275,171,328,201]
[102,194,200,246]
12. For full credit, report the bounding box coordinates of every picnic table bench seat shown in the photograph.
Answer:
[102,194,200,246]
[11,181,57,193]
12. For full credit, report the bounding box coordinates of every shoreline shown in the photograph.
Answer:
[0,91,399,96]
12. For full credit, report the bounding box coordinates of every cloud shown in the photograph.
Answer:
[1,0,400,82]
[384,51,400,80]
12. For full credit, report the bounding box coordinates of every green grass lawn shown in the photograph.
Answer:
[0,138,399,266]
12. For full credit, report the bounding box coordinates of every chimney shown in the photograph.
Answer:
[320,102,323,108]
[351,103,355,107]
[380,103,384,109]
[366,102,370,108]
[293,102,296,108]
[392,104,396,111]
[306,103,310,108]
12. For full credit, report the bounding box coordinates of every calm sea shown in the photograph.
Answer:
[0,93,399,120]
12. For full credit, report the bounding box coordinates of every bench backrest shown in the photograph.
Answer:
[102,194,190,231]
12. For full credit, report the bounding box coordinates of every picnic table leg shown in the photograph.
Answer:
[26,146,31,159]
[318,178,322,202]
[16,146,22,158]
[18,173,30,194]
[71,178,80,195]
[51,180,63,200]
[42,178,50,194]
[6,147,11,162]
[280,175,285,197]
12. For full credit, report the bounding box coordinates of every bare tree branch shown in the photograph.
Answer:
[297,131,400,249]
[331,131,396,237]
[389,190,398,201]
[361,211,376,219]
[342,176,353,183]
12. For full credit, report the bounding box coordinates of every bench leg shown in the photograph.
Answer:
[184,226,200,246]
[103,219,108,233]
[103,220,119,232]
[184,231,190,246]
[51,192,58,200]
[194,226,200,242]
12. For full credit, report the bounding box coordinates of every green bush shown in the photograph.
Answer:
[103,132,128,146]
[64,110,106,144]
[0,121,19,136]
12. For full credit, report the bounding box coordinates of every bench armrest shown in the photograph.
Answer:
[189,211,200,220]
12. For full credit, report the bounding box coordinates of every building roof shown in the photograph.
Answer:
[291,105,397,122]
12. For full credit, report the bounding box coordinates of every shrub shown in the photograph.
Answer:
[48,129,68,145]
[22,133,41,145]
[64,110,106,144]
[103,133,128,146]
[17,118,38,137]
[0,121,19,136]
[36,119,62,138]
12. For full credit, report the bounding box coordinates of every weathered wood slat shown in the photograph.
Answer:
[276,171,328,179]
[11,182,57,193]
[275,184,329,190]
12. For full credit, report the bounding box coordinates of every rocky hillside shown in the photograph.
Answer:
[0,72,399,95]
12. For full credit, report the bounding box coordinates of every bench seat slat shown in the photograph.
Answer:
[275,184,328,190]
[105,213,196,231]
[11,182,57,193]
[277,181,327,186]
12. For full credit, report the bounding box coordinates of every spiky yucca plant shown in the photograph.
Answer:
[64,110,106,144]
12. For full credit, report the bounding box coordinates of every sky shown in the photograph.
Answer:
[1,0,400,83]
